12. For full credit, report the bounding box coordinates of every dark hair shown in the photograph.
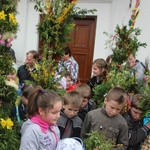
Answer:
[27,86,62,118]
[22,84,36,99]
[131,94,143,110]
[64,47,71,57]
[107,86,127,104]
[63,91,83,108]
[9,48,16,62]
[106,54,113,64]
[26,50,39,60]
[65,71,72,80]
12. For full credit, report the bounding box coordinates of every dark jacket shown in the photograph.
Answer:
[87,76,101,90]
[57,110,83,139]
[17,64,35,85]
[78,100,97,122]
[87,76,103,95]
[10,101,26,122]
[122,110,150,150]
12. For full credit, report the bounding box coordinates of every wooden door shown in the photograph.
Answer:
[68,17,97,83]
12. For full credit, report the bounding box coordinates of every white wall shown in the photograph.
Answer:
[12,0,150,66]
[108,0,150,63]
[12,0,40,66]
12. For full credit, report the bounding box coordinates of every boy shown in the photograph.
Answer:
[128,53,146,81]
[81,86,128,149]
[57,91,83,139]
[75,83,97,121]
[123,94,150,150]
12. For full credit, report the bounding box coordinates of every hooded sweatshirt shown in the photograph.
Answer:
[20,118,60,150]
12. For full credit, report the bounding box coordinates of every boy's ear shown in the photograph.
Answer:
[62,102,65,109]
[104,98,108,104]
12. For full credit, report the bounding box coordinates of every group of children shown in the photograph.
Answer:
[8,56,150,150]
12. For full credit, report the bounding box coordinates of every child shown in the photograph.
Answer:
[122,94,150,150]
[87,58,108,93]
[10,83,36,122]
[128,53,146,81]
[57,76,67,90]
[65,71,74,90]
[81,86,128,149]
[65,71,80,91]
[57,91,83,139]
[75,83,97,121]
[19,86,62,150]
[5,67,19,91]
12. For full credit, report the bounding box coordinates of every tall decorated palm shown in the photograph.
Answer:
[0,0,20,149]
[93,0,147,108]
[29,0,96,92]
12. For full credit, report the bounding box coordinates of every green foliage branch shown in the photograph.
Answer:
[104,25,147,65]
[84,131,114,150]
[138,87,150,117]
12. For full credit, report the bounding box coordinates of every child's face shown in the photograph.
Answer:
[7,71,17,81]
[92,63,102,77]
[130,107,142,121]
[81,97,89,108]
[104,98,124,117]
[66,76,73,88]
[39,101,62,125]
[63,103,79,118]
[128,54,136,67]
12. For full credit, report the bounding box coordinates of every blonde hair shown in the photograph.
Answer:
[75,83,91,99]
[131,94,143,110]
[107,86,127,104]
[63,91,83,108]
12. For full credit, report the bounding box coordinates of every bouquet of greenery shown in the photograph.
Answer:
[84,131,114,150]
[92,64,144,108]
[138,87,150,117]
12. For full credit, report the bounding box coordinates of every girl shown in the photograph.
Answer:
[65,71,80,91]
[19,86,62,150]
[87,58,108,92]
[10,83,36,122]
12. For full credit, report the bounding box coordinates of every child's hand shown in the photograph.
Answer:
[145,121,150,129]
